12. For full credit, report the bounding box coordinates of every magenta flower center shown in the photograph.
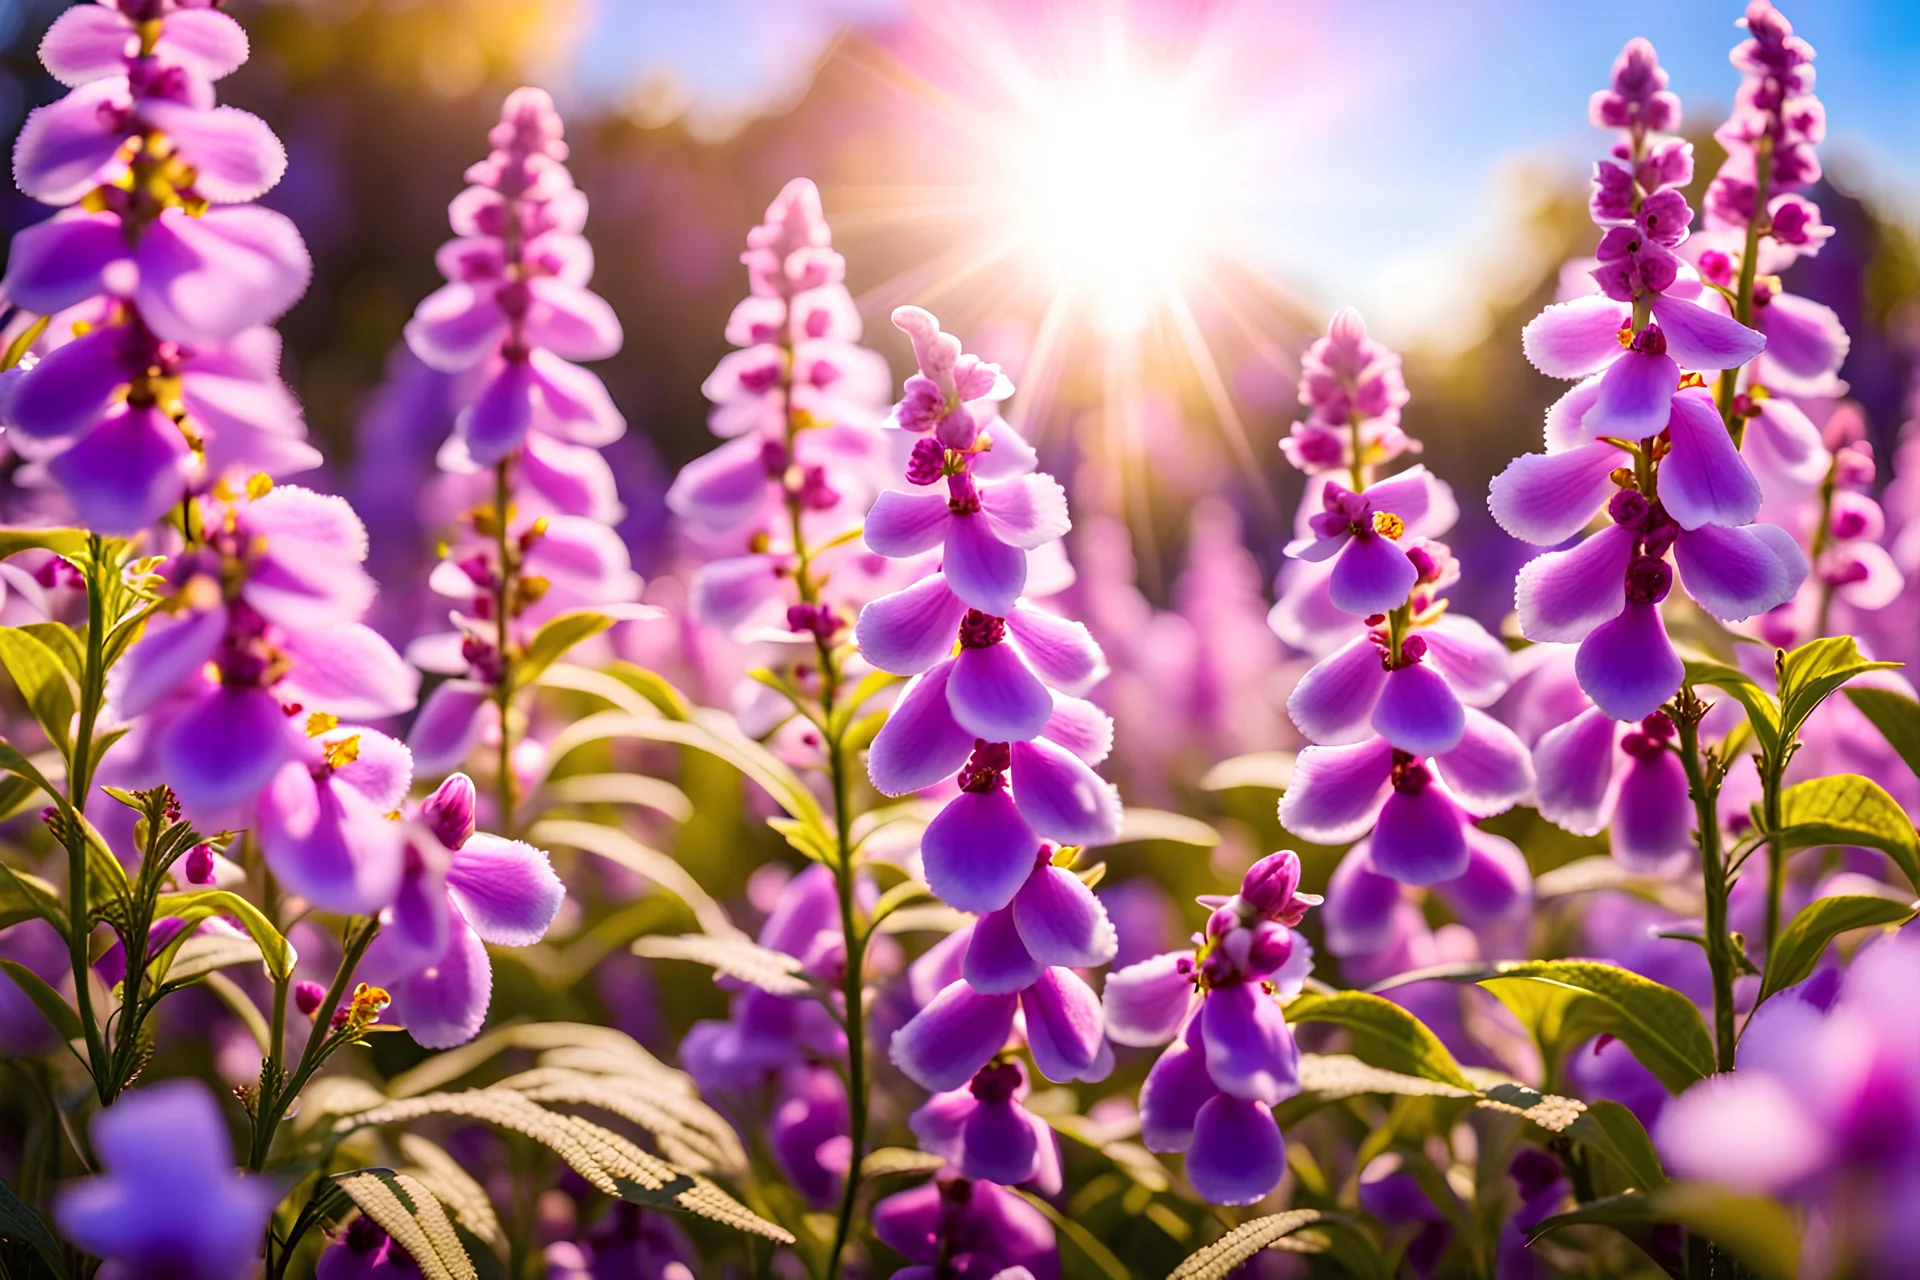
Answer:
[957,609,1005,649]
[956,739,1011,793]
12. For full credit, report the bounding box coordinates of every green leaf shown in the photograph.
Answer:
[153,890,296,980]
[1845,685,1920,779]
[0,627,78,755]
[1197,750,1296,791]
[1760,892,1916,1002]
[1772,772,1920,892]
[1477,960,1714,1094]
[18,623,82,680]
[1111,808,1221,847]
[1566,1099,1669,1192]
[827,668,900,738]
[0,530,87,564]
[1777,635,1901,742]
[1529,1185,1799,1280]
[1683,659,1781,755]
[0,740,60,803]
[1282,990,1475,1090]
[0,864,66,936]
[519,610,615,682]
[604,661,692,719]
[0,958,83,1044]
[767,815,836,864]
[0,1177,69,1279]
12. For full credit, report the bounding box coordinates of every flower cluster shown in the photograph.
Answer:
[1490,34,1807,721]
[402,88,644,782]
[0,0,314,532]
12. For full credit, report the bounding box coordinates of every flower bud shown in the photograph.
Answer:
[422,773,478,850]
[184,843,216,885]
[1239,851,1303,917]
[293,980,328,1019]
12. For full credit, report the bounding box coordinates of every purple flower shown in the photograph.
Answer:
[1534,706,1694,873]
[55,1078,278,1280]
[1322,834,1532,961]
[1589,37,1680,133]
[541,1203,699,1280]
[771,1063,851,1208]
[887,306,1026,467]
[872,1174,1059,1280]
[359,774,565,1048]
[1279,712,1534,886]
[1287,609,1511,758]
[865,470,1069,619]
[1283,467,1452,616]
[1283,308,1413,477]
[112,484,417,815]
[0,920,70,1055]
[909,1060,1063,1193]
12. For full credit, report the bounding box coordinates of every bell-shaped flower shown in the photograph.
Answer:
[359,774,565,1048]
[887,305,1017,454]
[55,1079,279,1280]
[909,1060,1063,1194]
[40,3,250,94]
[256,724,414,914]
[864,469,1069,617]
[872,1174,1058,1280]
[960,846,1119,993]
[1534,708,1694,873]
[1279,711,1534,886]
[890,961,1108,1093]
[877,725,1121,914]
[1322,834,1532,961]
[857,574,1106,690]
[1750,279,1849,398]
[1287,606,1510,757]
[1283,467,1455,615]
[770,1064,850,1209]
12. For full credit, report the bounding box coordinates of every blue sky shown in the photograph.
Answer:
[560,0,1920,344]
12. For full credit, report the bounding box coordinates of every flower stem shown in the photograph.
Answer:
[825,723,868,1280]
[493,458,519,836]
[1674,690,1737,1071]
[69,537,112,1101]
[247,917,377,1171]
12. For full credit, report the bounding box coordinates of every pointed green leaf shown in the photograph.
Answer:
[0,863,66,937]
[1566,1099,1669,1192]
[1282,990,1475,1090]
[519,610,615,682]
[153,890,296,980]
[0,958,83,1044]
[1845,685,1920,779]
[0,530,87,564]
[0,1177,69,1279]
[1772,773,1920,892]
[1478,960,1713,1094]
[1777,636,1901,741]
[1529,1185,1798,1280]
[1683,659,1780,755]
[1760,892,1916,1002]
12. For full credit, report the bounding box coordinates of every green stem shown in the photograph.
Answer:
[493,459,519,836]
[68,538,112,1100]
[1674,694,1737,1072]
[248,918,377,1171]
[824,726,867,1280]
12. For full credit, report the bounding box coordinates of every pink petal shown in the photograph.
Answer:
[1446,828,1533,925]
[1371,662,1467,757]
[1654,1074,1828,1194]
[1369,786,1471,885]
[960,1100,1043,1187]
[446,833,565,947]
[964,906,1043,994]
[1430,710,1535,815]
[890,980,1018,1092]
[1022,968,1106,1083]
[38,7,136,86]
[1582,349,1678,442]
[1514,523,1636,643]
[1757,292,1849,394]
[1673,522,1808,622]
[256,761,406,914]
[943,513,1027,617]
[8,324,135,439]
[522,277,622,363]
[1830,543,1905,610]
[138,103,285,203]
[136,206,312,346]
[978,473,1070,549]
[1575,601,1683,722]
[1102,952,1198,1047]
[12,79,131,205]
[1040,694,1113,765]
[866,661,975,796]
[276,624,419,720]
[153,10,251,82]
[1532,707,1623,836]
[1658,388,1761,531]
[1647,293,1767,372]
[1005,605,1106,694]
[1743,398,1829,489]
[1277,738,1395,845]
[525,348,623,447]
[454,357,535,466]
[856,575,968,676]
[1544,376,1605,450]
[947,643,1053,742]
[521,432,621,521]
[1201,982,1300,1104]
[1287,635,1388,745]
[405,282,509,373]
[921,787,1040,914]
[1363,466,1438,529]
[863,489,951,557]
[0,212,127,316]
[1185,1096,1285,1206]
[1612,750,1693,873]
[1522,295,1632,378]
[688,556,782,631]
[1322,843,1403,956]
[115,606,227,719]
[1012,864,1117,970]
[1488,441,1622,545]
[161,686,295,812]
[1328,533,1417,615]
[47,403,194,535]
[1008,737,1121,846]
[1139,1035,1218,1152]
[1421,614,1512,707]
[382,913,494,1049]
